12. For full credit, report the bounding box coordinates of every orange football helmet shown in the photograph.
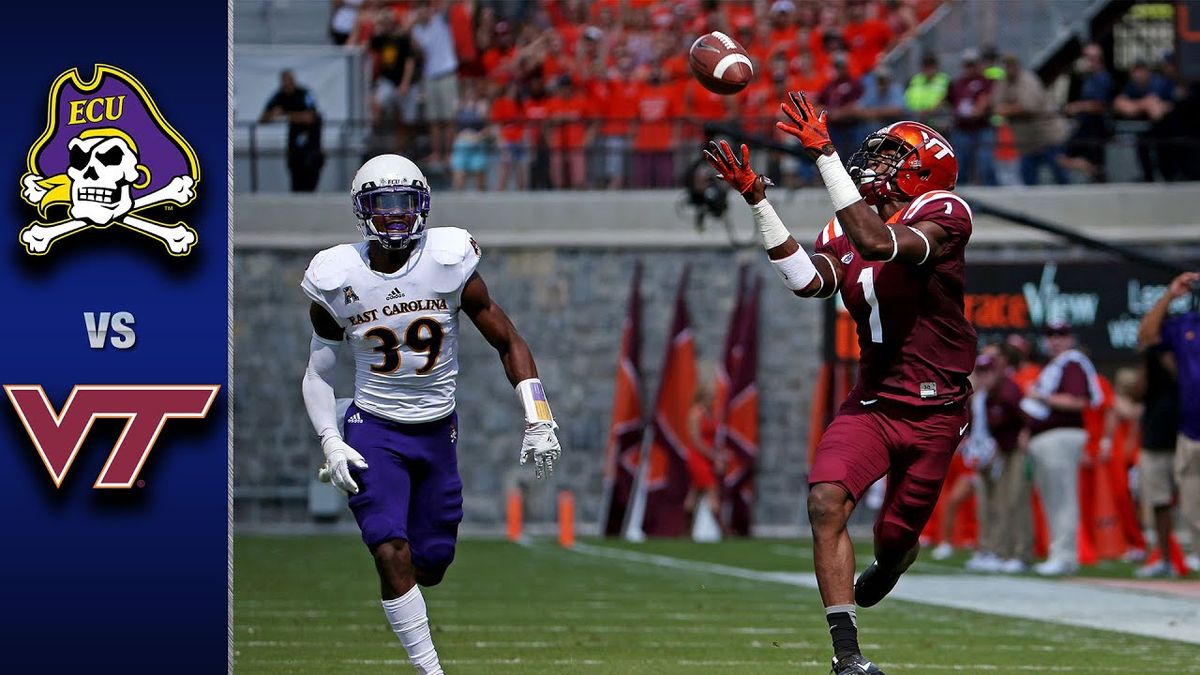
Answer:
[847,121,958,205]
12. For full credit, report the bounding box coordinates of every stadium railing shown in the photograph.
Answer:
[234,116,1200,193]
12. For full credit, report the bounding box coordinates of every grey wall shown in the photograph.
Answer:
[234,245,822,528]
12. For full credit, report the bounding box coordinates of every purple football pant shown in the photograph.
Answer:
[342,403,463,574]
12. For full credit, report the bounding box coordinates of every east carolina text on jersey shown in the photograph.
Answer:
[816,190,977,407]
[301,227,481,423]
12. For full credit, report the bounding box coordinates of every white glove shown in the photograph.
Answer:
[319,436,369,495]
[520,420,561,479]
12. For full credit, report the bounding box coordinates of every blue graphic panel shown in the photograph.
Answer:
[0,4,229,672]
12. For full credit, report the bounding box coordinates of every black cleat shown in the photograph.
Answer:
[831,653,886,674]
[854,560,903,608]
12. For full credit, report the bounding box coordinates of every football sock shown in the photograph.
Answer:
[381,586,443,675]
[825,604,860,659]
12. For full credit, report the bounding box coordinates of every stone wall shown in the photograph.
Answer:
[233,244,822,528]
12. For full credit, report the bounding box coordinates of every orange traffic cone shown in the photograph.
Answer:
[558,490,575,548]
[506,488,523,543]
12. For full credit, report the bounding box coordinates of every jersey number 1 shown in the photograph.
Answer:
[857,268,883,343]
[365,318,444,375]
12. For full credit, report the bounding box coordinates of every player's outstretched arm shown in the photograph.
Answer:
[302,302,368,495]
[461,272,562,479]
[1137,272,1199,350]
[777,91,950,265]
[703,140,840,298]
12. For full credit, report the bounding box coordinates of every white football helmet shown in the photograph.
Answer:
[351,154,430,249]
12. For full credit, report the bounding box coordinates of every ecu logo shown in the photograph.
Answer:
[19,64,200,256]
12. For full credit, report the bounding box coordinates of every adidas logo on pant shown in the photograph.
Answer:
[347,413,363,424]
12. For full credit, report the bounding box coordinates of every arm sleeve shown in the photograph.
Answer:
[302,334,342,443]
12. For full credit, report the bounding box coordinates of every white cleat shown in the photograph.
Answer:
[998,558,1028,574]
[1033,559,1079,577]
[965,552,1003,573]
[930,542,954,561]
[1134,560,1177,579]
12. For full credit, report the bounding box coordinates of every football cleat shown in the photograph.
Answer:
[854,560,903,608]
[831,653,886,674]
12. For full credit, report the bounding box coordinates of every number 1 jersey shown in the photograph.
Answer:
[815,190,978,408]
[301,228,482,423]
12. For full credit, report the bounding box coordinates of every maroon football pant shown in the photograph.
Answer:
[809,399,969,557]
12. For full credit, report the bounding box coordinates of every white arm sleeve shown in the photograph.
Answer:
[302,334,342,443]
[751,199,818,292]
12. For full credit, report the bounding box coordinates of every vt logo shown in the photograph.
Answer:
[5,385,219,488]
[19,64,200,256]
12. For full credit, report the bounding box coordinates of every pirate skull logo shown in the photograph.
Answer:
[65,130,148,226]
[19,65,200,256]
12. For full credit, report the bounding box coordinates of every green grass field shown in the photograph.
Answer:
[234,536,1200,674]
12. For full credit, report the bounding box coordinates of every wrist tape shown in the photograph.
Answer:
[516,378,554,424]
[816,153,863,212]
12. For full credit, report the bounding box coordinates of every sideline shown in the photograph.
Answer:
[568,542,1200,645]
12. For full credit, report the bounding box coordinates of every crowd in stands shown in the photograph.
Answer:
[307,0,1200,191]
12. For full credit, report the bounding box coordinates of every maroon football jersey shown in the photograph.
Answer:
[815,190,978,407]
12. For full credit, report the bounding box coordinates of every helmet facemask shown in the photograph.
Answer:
[352,184,430,249]
[848,132,919,205]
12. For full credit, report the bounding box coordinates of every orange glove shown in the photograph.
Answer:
[703,140,765,195]
[776,91,834,156]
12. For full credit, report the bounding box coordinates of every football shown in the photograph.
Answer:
[689,31,754,95]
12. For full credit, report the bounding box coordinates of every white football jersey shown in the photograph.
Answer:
[301,227,481,423]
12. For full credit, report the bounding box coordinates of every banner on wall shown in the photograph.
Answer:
[966,261,1194,363]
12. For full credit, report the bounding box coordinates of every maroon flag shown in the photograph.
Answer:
[717,273,760,535]
[640,267,697,537]
[601,263,644,537]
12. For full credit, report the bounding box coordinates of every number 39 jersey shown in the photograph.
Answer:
[301,227,482,423]
[815,191,978,408]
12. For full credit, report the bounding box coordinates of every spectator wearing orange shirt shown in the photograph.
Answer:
[489,80,527,191]
[768,0,797,47]
[448,0,479,78]
[600,60,642,190]
[547,75,589,189]
[632,65,680,189]
[843,0,894,77]
[480,21,516,81]
[682,75,734,146]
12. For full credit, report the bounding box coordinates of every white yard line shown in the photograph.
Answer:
[569,542,1200,645]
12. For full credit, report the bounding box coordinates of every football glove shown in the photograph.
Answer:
[520,420,561,480]
[319,436,369,495]
[703,140,772,195]
[777,91,834,156]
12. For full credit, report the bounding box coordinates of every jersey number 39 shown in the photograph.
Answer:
[365,318,444,375]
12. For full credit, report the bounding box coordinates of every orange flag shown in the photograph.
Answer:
[641,267,697,537]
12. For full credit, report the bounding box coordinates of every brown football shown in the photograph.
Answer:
[689,31,754,95]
